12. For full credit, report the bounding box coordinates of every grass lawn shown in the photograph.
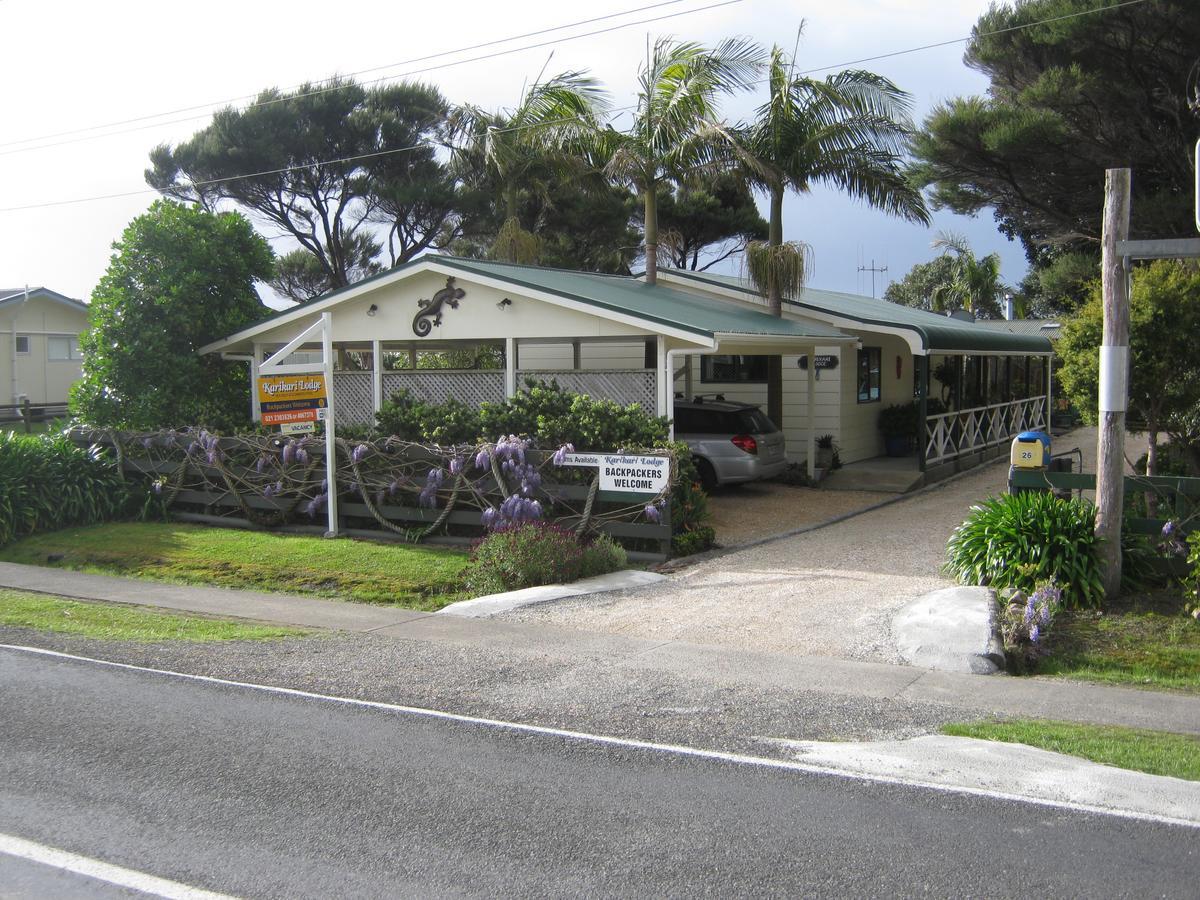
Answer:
[942,719,1200,782]
[1035,591,1200,693]
[0,522,472,610]
[0,589,311,642]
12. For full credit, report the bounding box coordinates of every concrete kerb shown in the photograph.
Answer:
[439,569,668,618]
[658,454,1011,574]
[893,586,1006,675]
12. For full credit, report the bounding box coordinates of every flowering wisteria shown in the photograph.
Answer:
[100,427,674,544]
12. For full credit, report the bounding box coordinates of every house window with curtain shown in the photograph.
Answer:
[857,347,881,403]
[700,354,768,383]
[47,335,83,361]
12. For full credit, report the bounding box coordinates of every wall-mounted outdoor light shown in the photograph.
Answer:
[366,304,378,317]
[497,297,513,310]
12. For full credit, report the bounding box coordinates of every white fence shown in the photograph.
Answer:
[925,396,1047,466]
[333,368,657,426]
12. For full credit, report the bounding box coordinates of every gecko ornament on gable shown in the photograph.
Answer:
[412,277,466,337]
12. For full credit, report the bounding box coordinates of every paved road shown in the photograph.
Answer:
[2,648,1196,898]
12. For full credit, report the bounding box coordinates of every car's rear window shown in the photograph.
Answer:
[675,406,778,434]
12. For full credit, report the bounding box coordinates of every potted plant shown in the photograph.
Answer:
[878,402,918,457]
[815,434,836,469]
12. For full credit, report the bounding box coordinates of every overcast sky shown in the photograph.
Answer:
[0,0,1021,306]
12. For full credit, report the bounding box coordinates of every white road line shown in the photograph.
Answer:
[0,832,236,899]
[4,643,1198,831]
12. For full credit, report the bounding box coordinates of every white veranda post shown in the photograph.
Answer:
[258,313,339,537]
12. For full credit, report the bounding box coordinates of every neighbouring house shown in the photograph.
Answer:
[0,287,89,409]
[199,256,1052,490]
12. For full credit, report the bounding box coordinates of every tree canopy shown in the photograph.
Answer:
[147,79,461,302]
[655,174,767,271]
[1057,261,1200,474]
[909,0,1200,262]
[71,201,274,430]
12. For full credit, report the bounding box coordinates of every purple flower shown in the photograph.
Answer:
[263,484,276,499]
[255,455,268,474]
[449,457,463,476]
[644,504,662,524]
[481,507,498,529]
[1162,520,1176,538]
[142,437,154,450]
[352,443,370,464]
[475,449,491,470]
[152,481,163,496]
[552,443,575,466]
[296,448,310,466]
[1029,623,1040,643]
[282,442,296,466]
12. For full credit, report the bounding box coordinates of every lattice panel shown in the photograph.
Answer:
[519,370,657,414]
[381,371,506,407]
[925,396,1049,465]
[332,372,374,425]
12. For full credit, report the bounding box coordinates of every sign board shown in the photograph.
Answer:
[279,421,316,436]
[257,374,327,406]
[561,452,670,494]
[261,406,328,427]
[798,354,838,371]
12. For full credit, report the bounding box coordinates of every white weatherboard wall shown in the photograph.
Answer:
[0,295,89,404]
[836,331,916,463]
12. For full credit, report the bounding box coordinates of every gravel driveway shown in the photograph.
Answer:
[505,457,1017,665]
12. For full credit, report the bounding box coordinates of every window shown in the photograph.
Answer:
[14,335,29,355]
[48,336,83,361]
[700,354,768,383]
[857,347,881,403]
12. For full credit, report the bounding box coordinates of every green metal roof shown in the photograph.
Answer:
[433,257,851,342]
[203,255,854,352]
[664,269,1053,354]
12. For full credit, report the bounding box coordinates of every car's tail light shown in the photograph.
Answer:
[731,434,757,454]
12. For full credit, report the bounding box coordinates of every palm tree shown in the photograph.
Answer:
[713,43,930,424]
[600,37,763,284]
[930,232,1003,318]
[452,68,610,263]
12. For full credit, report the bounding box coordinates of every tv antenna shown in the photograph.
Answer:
[857,259,888,298]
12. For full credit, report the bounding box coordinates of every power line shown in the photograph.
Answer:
[0,0,706,154]
[792,0,1149,78]
[0,0,1152,213]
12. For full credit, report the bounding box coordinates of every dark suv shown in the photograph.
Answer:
[673,398,787,489]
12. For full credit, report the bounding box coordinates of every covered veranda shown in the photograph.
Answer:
[200,256,859,475]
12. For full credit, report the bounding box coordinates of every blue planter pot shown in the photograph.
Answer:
[884,434,911,457]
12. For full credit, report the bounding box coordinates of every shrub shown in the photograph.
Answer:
[479,380,670,450]
[468,522,587,593]
[672,525,716,557]
[0,432,131,546]
[580,533,628,578]
[1185,531,1200,620]
[669,444,709,539]
[375,391,482,445]
[878,402,919,438]
[945,492,1104,609]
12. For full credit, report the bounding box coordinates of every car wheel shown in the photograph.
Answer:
[693,457,718,491]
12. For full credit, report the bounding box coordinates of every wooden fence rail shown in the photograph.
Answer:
[80,431,675,561]
[0,399,70,433]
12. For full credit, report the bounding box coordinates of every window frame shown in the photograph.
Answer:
[700,354,768,384]
[14,334,30,355]
[47,335,83,362]
[856,346,881,404]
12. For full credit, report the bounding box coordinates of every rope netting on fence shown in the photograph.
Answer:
[77,428,674,547]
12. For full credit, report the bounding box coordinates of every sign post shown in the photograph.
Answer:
[257,312,339,537]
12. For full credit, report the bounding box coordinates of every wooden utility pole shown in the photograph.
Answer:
[1096,168,1131,600]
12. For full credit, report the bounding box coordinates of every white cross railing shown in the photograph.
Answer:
[925,396,1047,465]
